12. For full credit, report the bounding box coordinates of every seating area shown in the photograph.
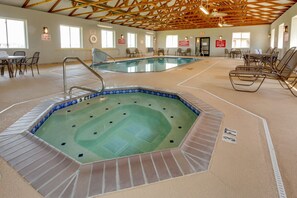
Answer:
[229,47,297,96]
[0,51,40,78]
[126,48,143,57]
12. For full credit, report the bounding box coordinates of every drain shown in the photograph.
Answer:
[178,126,182,129]
[148,104,152,106]
[170,140,174,143]
[123,113,126,115]
[72,125,76,128]
[61,142,66,146]
[105,108,109,110]
[90,115,93,118]
[67,110,71,112]
[93,132,97,135]
[134,101,137,103]
[109,121,113,124]
[87,103,90,105]
[170,116,174,118]
[78,153,83,157]
[118,102,121,105]
[163,107,166,110]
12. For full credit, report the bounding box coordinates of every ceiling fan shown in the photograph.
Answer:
[209,9,228,17]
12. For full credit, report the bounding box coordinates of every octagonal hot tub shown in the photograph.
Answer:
[34,90,198,163]
[0,86,223,197]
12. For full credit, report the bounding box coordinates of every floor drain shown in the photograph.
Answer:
[72,125,76,128]
[93,132,97,135]
[134,101,137,103]
[163,107,166,110]
[78,153,83,157]
[105,108,109,110]
[170,140,174,143]
[109,121,113,124]
[170,116,174,118]
[87,103,90,105]
[90,115,93,118]
[118,102,121,105]
[61,142,66,146]
[148,104,151,106]
[67,110,71,112]
[178,126,182,129]
[123,113,126,115]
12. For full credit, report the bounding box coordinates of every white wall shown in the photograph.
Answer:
[0,4,156,64]
[156,25,270,57]
[270,3,297,56]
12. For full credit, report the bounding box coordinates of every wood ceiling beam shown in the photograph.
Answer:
[22,0,31,8]
[23,0,56,8]
[50,0,110,13]
[48,0,61,12]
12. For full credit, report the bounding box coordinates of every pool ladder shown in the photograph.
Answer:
[63,57,105,96]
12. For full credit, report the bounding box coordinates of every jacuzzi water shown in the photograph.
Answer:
[35,93,198,163]
[92,57,198,72]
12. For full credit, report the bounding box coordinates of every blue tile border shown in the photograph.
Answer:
[29,88,200,134]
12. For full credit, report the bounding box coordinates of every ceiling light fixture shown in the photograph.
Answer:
[199,5,209,15]
[97,24,113,29]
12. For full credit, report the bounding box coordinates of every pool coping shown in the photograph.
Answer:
[0,86,223,197]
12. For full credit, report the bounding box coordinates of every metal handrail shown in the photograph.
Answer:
[63,57,105,95]
[91,48,116,65]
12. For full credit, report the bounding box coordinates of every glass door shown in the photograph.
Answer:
[200,37,210,56]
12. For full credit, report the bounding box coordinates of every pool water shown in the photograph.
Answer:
[35,93,197,163]
[92,57,198,72]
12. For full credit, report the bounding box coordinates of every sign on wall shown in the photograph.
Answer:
[118,38,125,44]
[41,34,51,41]
[178,40,189,47]
[215,40,226,48]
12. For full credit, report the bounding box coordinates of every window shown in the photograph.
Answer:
[127,33,137,48]
[0,17,27,48]
[101,30,115,48]
[232,32,250,48]
[270,29,275,48]
[145,35,153,48]
[278,23,284,49]
[60,25,82,48]
[290,15,297,48]
[166,35,178,48]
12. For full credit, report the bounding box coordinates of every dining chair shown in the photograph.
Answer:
[21,52,40,76]
[13,51,26,76]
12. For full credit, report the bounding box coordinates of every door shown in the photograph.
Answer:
[200,37,210,56]
[195,37,201,56]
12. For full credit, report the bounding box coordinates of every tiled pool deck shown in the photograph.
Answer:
[0,87,223,197]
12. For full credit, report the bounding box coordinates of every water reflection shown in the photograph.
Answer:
[94,57,198,73]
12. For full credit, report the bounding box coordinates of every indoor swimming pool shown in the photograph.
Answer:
[92,57,198,72]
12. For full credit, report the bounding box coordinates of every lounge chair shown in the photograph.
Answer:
[236,47,296,73]
[224,49,230,57]
[184,48,191,56]
[176,48,182,56]
[126,48,135,57]
[135,48,143,57]
[229,50,297,96]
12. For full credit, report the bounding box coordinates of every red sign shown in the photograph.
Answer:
[216,40,226,48]
[118,38,125,44]
[178,40,189,47]
[41,34,51,41]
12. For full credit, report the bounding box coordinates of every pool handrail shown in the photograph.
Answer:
[63,57,105,96]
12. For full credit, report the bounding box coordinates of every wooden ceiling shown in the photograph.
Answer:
[2,0,297,31]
